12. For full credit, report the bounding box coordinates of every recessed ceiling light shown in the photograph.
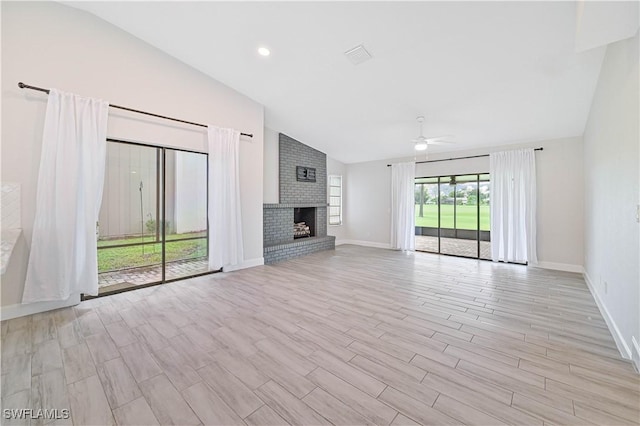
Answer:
[258,47,270,57]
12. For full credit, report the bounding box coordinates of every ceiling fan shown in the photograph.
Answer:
[411,116,454,151]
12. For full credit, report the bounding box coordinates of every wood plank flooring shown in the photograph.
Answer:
[2,245,639,425]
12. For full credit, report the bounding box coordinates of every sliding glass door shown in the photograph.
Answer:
[96,140,210,296]
[414,178,439,253]
[415,174,491,260]
[164,148,209,281]
[478,176,491,260]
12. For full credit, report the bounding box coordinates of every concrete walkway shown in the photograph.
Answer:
[98,258,209,292]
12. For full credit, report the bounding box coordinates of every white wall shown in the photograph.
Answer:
[263,127,279,204]
[583,31,639,366]
[342,137,585,270]
[1,2,264,310]
[327,157,348,243]
[343,160,392,247]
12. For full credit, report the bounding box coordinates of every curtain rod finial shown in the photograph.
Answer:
[18,82,25,89]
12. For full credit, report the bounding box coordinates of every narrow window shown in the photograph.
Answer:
[328,175,342,225]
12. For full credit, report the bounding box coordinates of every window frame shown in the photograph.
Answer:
[328,175,343,226]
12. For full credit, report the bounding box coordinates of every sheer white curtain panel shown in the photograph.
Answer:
[490,148,537,264]
[390,161,416,251]
[207,126,244,271]
[23,89,109,302]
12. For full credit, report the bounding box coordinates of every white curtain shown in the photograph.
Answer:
[23,89,109,302]
[490,148,537,264]
[390,161,416,251]
[208,126,244,271]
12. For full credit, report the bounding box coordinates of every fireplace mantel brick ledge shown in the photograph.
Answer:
[264,203,328,209]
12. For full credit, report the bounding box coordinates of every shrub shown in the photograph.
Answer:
[145,219,171,234]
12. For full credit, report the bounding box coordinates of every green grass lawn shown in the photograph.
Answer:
[98,231,207,247]
[415,204,490,230]
[98,232,207,273]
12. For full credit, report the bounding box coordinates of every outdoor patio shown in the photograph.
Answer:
[98,257,209,292]
[415,235,491,259]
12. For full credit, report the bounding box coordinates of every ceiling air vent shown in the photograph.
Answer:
[344,44,372,65]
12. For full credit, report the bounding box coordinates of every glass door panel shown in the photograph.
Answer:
[97,142,163,293]
[414,177,439,253]
[439,177,460,256]
[444,175,479,258]
[164,149,209,281]
[438,180,454,231]
[479,174,491,260]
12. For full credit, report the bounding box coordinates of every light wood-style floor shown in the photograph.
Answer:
[2,245,639,425]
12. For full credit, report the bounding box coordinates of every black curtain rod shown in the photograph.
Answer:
[386,147,543,167]
[18,82,254,138]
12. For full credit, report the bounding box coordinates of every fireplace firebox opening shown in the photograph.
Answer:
[294,207,316,239]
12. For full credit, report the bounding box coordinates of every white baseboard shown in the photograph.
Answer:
[223,257,264,272]
[533,261,584,274]
[336,240,392,250]
[336,243,585,273]
[1,295,81,321]
[632,337,640,372]
[583,271,633,361]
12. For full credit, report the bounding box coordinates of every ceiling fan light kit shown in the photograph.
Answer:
[411,116,455,151]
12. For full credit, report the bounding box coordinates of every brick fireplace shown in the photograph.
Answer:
[263,133,336,263]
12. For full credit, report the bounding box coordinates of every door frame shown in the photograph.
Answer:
[83,138,218,299]
[414,173,490,260]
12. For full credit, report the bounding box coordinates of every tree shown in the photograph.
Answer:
[479,188,490,205]
[467,192,478,205]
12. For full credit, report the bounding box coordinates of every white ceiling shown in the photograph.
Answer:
[67,1,621,164]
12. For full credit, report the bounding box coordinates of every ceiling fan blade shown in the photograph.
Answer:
[425,135,455,141]
[428,140,455,145]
